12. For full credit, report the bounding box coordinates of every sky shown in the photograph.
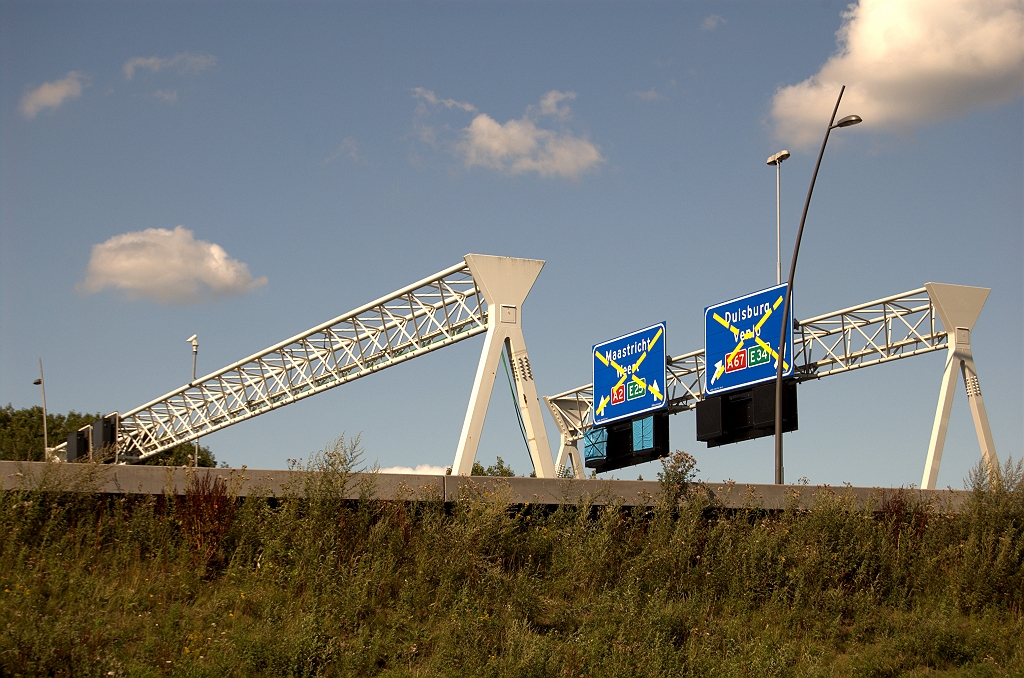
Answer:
[2,0,1021,488]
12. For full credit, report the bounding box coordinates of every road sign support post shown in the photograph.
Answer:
[451,255,556,479]
[921,283,998,489]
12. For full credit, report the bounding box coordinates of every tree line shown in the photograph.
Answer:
[0,405,216,466]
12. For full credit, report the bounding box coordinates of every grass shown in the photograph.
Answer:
[1,443,1022,677]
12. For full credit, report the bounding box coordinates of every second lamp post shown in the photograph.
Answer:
[774,86,861,484]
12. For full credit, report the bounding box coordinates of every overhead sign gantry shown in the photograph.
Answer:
[56,254,558,478]
[545,283,999,487]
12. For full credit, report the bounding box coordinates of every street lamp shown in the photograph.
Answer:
[32,358,49,461]
[774,86,861,484]
[767,150,790,285]
[187,334,199,467]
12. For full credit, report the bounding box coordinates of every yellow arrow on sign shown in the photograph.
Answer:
[596,325,667,415]
[755,336,789,371]
[711,294,787,385]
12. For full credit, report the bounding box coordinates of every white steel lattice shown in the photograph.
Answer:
[546,286,947,443]
[114,262,486,461]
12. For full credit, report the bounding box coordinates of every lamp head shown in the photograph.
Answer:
[766,150,791,166]
[833,114,862,128]
[33,379,42,386]
[186,334,197,343]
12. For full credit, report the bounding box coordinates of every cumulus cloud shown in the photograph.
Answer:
[538,90,575,118]
[701,14,726,31]
[123,52,217,80]
[460,114,603,179]
[772,0,1024,148]
[79,226,266,304]
[378,464,449,475]
[20,72,86,119]
[411,88,603,179]
[457,91,603,179]
[411,87,477,112]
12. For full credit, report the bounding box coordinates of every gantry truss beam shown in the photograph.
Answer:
[110,262,486,461]
[546,286,946,448]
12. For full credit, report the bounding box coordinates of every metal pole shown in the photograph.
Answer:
[776,160,782,285]
[188,335,199,467]
[775,86,847,485]
[36,359,49,461]
[192,343,198,467]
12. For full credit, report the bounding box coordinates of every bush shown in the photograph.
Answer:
[0,452,1021,676]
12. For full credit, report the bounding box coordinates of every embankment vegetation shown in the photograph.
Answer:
[1,442,1022,677]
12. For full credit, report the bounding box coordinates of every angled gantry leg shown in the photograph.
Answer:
[922,348,960,490]
[921,283,998,489]
[452,254,556,478]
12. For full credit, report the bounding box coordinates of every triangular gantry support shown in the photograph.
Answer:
[451,254,557,478]
[921,282,999,489]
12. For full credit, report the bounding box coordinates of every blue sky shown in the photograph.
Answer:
[2,1,1021,488]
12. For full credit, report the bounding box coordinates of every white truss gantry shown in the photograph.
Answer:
[112,260,488,462]
[545,284,997,485]
[51,254,557,477]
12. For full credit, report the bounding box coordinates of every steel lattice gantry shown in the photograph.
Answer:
[545,283,998,487]
[54,254,556,476]
[118,260,486,462]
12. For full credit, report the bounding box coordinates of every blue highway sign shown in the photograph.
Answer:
[705,283,793,396]
[593,322,667,426]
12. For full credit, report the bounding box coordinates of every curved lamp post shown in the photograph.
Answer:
[774,86,861,484]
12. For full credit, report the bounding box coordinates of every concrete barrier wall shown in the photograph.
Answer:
[0,461,968,511]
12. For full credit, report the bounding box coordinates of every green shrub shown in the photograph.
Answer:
[0,452,1021,676]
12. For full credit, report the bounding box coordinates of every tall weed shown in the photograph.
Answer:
[0,455,1021,676]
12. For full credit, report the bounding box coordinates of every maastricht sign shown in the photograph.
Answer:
[593,322,667,426]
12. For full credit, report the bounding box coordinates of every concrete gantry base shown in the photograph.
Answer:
[1,461,969,511]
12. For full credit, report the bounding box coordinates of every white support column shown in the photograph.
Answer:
[554,441,585,479]
[505,329,556,478]
[921,283,998,489]
[452,326,506,476]
[960,345,999,479]
[922,345,960,490]
[453,254,556,478]
[545,393,588,479]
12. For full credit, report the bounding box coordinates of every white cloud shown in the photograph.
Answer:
[20,72,86,119]
[79,226,266,304]
[701,14,726,31]
[457,92,603,180]
[772,0,1024,148]
[538,90,575,118]
[378,464,449,475]
[411,87,477,112]
[412,88,604,180]
[633,88,662,101]
[123,52,217,80]
[460,114,603,180]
